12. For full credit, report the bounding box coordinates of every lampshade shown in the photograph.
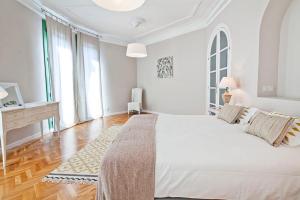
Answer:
[92,0,146,11]
[219,77,237,89]
[0,86,8,99]
[126,43,147,58]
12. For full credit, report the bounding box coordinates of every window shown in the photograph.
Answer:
[208,25,231,115]
[42,17,103,129]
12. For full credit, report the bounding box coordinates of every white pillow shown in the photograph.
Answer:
[217,104,244,124]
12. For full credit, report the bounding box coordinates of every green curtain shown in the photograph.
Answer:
[42,19,54,130]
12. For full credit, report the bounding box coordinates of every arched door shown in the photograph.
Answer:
[208,26,231,115]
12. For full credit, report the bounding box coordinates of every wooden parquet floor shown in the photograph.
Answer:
[0,114,130,200]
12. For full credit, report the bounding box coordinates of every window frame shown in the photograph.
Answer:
[207,24,232,115]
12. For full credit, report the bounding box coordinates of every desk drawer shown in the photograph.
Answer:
[4,111,24,121]
[28,111,57,124]
[6,120,26,130]
[26,104,58,115]
[26,107,48,115]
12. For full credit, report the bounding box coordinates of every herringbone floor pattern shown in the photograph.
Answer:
[0,114,130,200]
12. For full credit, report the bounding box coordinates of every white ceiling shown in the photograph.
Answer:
[19,0,231,45]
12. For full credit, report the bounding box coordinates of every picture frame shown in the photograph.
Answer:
[157,56,174,79]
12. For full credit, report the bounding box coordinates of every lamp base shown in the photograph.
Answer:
[223,91,232,104]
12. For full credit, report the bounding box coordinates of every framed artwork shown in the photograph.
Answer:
[157,56,174,78]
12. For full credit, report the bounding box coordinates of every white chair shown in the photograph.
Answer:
[128,88,143,114]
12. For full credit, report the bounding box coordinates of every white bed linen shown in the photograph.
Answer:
[155,114,300,200]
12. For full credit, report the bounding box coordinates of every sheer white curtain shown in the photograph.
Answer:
[75,33,103,121]
[46,16,76,129]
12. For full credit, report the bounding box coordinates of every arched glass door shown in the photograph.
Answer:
[208,28,230,115]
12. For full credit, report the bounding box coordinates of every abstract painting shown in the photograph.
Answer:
[157,56,174,78]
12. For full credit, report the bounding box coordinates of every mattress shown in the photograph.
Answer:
[154,114,300,200]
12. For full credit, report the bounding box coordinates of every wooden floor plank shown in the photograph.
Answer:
[1,114,130,200]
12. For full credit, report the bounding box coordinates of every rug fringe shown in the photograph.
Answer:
[42,175,98,185]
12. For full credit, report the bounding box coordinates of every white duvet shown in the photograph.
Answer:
[154,114,300,200]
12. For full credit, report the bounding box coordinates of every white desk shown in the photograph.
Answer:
[0,102,60,174]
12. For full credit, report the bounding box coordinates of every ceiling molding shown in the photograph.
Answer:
[16,0,231,46]
[135,1,203,39]
[99,35,128,46]
[137,0,232,45]
[15,0,128,46]
[205,0,232,26]
[16,0,43,17]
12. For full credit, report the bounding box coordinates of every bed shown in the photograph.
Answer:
[99,114,300,200]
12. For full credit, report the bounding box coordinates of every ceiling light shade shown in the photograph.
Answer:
[126,43,147,58]
[92,0,146,11]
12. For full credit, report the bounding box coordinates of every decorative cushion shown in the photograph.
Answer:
[245,112,292,146]
[238,107,259,125]
[217,104,244,124]
[271,113,300,147]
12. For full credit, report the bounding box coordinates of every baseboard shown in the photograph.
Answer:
[6,130,52,150]
[103,111,128,117]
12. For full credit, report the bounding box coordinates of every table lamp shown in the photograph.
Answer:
[219,77,237,104]
[0,86,8,108]
[0,86,8,99]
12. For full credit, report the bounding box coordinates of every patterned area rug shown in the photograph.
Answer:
[42,125,122,185]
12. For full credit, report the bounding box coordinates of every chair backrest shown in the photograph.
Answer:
[131,88,143,103]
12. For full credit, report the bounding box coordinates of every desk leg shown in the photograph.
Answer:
[54,114,60,136]
[40,121,44,139]
[0,129,7,175]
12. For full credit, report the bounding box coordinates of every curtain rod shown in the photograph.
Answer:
[41,8,102,39]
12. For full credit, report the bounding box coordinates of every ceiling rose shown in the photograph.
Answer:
[92,0,146,12]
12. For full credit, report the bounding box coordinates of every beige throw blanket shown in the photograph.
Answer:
[98,114,158,200]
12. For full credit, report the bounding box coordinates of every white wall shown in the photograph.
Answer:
[137,30,207,115]
[278,0,300,99]
[138,0,300,116]
[0,1,137,146]
[204,0,300,115]
[0,0,46,146]
[200,0,268,105]
[137,0,268,114]
[100,42,137,115]
[257,0,292,97]
[3,0,300,147]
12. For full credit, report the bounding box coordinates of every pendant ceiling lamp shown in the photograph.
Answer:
[92,0,146,12]
[126,43,147,58]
